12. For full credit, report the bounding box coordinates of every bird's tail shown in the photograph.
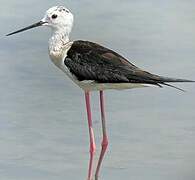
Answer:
[155,76,194,92]
[156,76,194,83]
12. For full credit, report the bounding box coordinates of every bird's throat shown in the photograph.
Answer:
[49,30,70,54]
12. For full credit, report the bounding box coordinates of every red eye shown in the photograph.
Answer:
[51,14,58,19]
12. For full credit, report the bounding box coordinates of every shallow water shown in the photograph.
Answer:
[0,0,195,180]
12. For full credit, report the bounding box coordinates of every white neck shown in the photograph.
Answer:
[49,28,70,53]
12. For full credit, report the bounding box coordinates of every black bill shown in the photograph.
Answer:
[6,21,46,36]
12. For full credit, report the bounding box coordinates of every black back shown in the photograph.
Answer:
[64,40,170,85]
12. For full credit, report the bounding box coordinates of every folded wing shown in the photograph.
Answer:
[65,40,193,89]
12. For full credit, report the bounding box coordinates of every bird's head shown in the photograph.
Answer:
[42,6,74,32]
[6,6,74,36]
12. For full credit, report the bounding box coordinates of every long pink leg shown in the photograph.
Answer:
[95,90,108,180]
[85,91,96,180]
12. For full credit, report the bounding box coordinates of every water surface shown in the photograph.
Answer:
[0,0,195,180]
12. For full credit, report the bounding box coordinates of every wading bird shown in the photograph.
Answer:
[7,6,194,180]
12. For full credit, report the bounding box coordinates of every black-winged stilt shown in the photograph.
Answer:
[6,5,194,180]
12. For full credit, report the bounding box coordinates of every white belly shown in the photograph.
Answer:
[77,81,153,91]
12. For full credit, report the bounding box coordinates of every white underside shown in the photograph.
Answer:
[76,81,156,91]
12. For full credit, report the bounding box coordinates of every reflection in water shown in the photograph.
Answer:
[0,0,195,180]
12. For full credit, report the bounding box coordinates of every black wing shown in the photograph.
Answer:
[65,40,193,87]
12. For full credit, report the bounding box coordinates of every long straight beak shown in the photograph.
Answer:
[6,21,46,36]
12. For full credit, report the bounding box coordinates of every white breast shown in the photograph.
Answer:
[49,41,78,82]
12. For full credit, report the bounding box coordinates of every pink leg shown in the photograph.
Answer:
[95,91,108,180]
[85,91,96,180]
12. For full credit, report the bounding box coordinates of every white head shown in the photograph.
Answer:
[6,6,74,37]
[42,6,74,34]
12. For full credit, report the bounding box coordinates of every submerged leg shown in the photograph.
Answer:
[95,90,108,180]
[85,91,96,180]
